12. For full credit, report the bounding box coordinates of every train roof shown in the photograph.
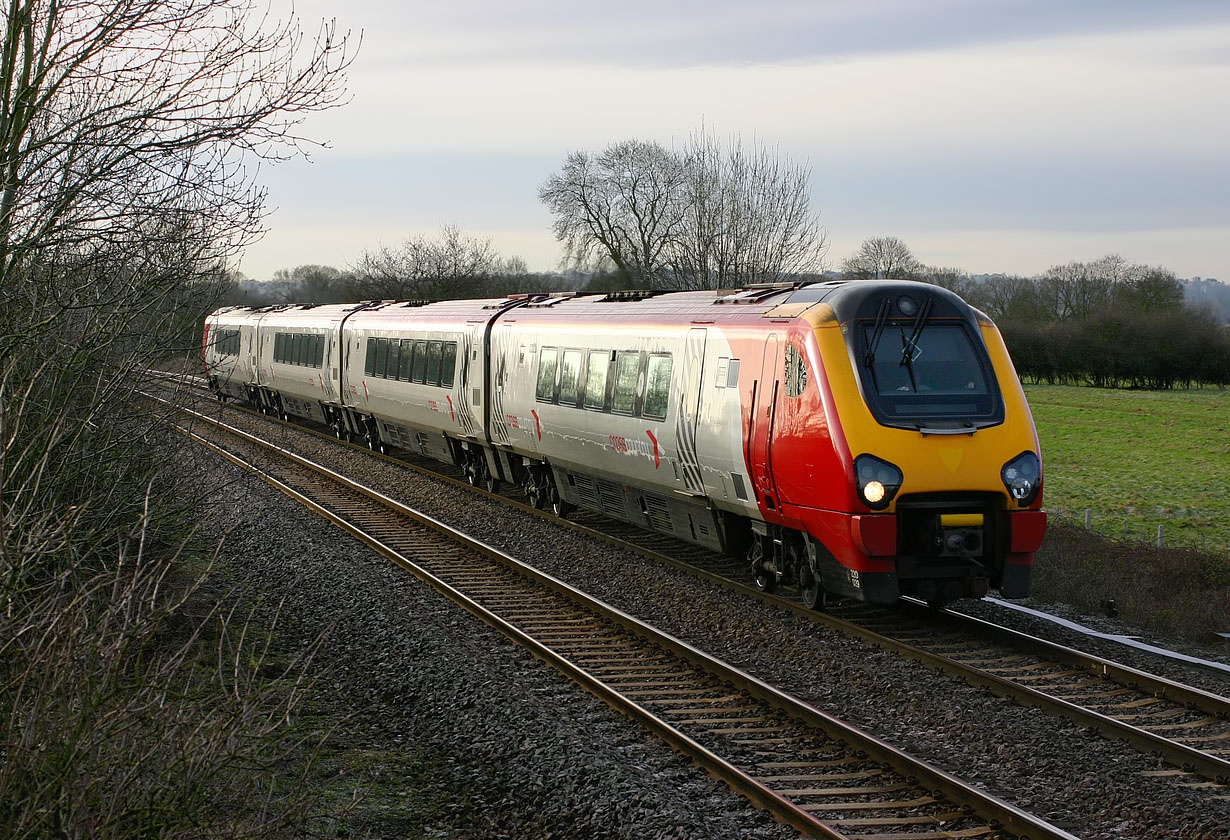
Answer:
[206,280,979,330]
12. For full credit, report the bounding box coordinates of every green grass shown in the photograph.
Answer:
[1024,384,1230,554]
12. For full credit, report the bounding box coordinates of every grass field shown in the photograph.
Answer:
[1023,385,1230,554]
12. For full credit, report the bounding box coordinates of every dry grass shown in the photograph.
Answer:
[1031,520,1230,644]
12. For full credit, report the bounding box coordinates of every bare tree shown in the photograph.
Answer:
[539,140,686,286]
[0,3,355,833]
[673,130,826,289]
[540,132,826,290]
[0,0,354,346]
[351,224,505,299]
[841,236,923,280]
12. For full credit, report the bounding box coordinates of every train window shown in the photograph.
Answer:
[425,341,443,386]
[643,354,673,420]
[441,342,457,387]
[612,352,640,414]
[375,338,389,378]
[785,345,808,397]
[559,350,582,406]
[301,334,313,366]
[316,335,325,367]
[584,350,610,410]
[386,339,400,380]
[536,348,558,401]
[364,338,376,375]
[272,333,283,362]
[412,340,428,383]
[726,359,740,388]
[291,333,303,366]
[398,340,414,381]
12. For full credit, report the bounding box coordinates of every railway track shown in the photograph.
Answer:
[157,391,1079,840]
[149,370,1230,791]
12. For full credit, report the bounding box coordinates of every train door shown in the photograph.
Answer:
[675,327,707,494]
[328,323,343,400]
[750,334,780,510]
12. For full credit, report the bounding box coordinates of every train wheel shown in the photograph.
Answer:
[549,487,574,518]
[748,539,776,594]
[483,470,500,494]
[524,476,546,509]
[365,422,386,455]
[799,565,830,610]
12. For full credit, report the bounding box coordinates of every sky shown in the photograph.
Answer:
[241,0,1230,283]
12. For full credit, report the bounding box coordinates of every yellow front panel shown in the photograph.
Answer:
[814,320,1040,510]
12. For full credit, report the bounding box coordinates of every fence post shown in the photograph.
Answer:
[1156,524,1165,548]
[1084,509,1092,531]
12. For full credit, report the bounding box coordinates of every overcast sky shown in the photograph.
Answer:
[244,0,1230,283]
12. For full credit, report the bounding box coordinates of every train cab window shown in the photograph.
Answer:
[425,341,443,386]
[785,345,808,398]
[859,321,1001,427]
[386,339,401,380]
[559,350,582,406]
[643,354,673,420]
[584,350,611,410]
[364,338,376,375]
[536,348,558,401]
[612,351,640,415]
[411,340,428,383]
[398,340,414,381]
[441,342,457,387]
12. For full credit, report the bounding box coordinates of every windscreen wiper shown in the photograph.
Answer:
[864,298,890,367]
[898,296,933,392]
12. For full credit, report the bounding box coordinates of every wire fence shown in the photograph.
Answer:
[1047,507,1224,553]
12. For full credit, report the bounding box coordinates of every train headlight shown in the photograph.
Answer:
[854,454,903,511]
[1001,451,1041,507]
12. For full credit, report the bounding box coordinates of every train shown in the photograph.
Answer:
[202,280,1046,608]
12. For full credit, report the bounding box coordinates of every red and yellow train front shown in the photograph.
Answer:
[767,282,1046,605]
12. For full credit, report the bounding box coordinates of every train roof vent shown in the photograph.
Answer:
[714,282,799,304]
[599,289,670,302]
[398,299,434,308]
[483,294,548,309]
[524,291,596,307]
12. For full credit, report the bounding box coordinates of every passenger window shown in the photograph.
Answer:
[559,349,582,406]
[375,338,388,378]
[612,352,640,414]
[291,334,303,366]
[386,339,400,380]
[364,338,376,376]
[441,342,457,387]
[536,348,558,401]
[314,335,324,367]
[584,350,610,410]
[273,333,283,363]
[411,340,427,382]
[643,354,673,420]
[399,339,414,381]
[426,341,443,386]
